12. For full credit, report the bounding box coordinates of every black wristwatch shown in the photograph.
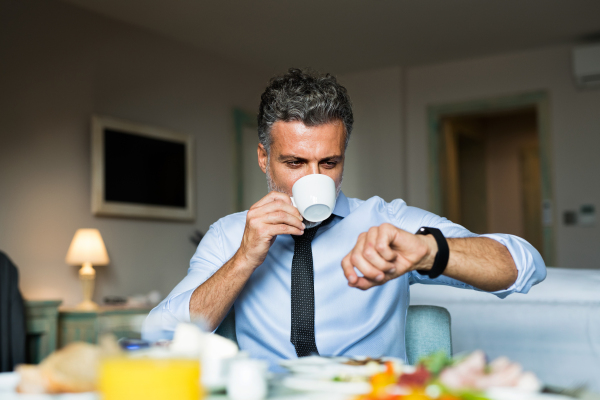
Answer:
[415,227,449,279]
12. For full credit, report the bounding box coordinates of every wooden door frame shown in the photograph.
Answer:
[427,91,556,265]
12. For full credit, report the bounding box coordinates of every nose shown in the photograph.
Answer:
[308,162,320,175]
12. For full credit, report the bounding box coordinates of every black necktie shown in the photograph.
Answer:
[290,215,334,357]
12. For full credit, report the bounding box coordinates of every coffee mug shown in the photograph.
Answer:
[291,174,337,222]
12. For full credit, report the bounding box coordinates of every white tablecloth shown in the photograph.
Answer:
[410,267,600,391]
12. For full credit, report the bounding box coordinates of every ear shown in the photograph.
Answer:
[257,143,268,174]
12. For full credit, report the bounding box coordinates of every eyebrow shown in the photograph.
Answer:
[278,155,344,162]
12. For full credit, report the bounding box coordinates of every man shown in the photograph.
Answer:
[143,68,546,366]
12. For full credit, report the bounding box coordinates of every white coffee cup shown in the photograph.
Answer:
[291,174,337,222]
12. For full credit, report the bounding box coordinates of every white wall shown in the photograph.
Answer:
[0,0,268,306]
[338,67,405,202]
[406,46,600,269]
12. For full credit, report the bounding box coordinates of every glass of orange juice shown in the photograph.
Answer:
[99,356,201,400]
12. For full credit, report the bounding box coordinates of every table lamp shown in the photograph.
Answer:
[65,228,110,310]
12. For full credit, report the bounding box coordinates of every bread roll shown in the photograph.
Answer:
[17,342,100,393]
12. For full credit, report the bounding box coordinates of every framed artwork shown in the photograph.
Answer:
[91,115,195,221]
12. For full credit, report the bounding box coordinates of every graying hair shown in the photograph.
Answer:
[257,68,353,153]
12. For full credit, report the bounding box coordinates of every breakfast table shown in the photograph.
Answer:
[3,319,600,400]
[2,362,600,400]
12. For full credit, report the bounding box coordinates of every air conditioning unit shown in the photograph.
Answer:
[573,43,600,88]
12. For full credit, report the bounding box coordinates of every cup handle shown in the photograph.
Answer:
[290,197,297,208]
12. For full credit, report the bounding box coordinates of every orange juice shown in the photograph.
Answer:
[99,357,201,400]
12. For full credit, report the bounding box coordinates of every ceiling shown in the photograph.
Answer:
[61,0,600,75]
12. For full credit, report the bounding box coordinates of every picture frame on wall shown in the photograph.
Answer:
[91,115,195,221]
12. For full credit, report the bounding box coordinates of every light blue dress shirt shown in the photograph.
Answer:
[143,192,546,367]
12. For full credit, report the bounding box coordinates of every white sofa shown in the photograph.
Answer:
[410,267,600,391]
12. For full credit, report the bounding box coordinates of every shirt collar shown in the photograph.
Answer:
[332,191,350,218]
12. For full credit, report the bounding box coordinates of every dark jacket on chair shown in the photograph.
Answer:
[0,251,27,372]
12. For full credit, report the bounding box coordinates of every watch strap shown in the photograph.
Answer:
[415,227,449,279]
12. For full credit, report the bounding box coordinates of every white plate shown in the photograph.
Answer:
[0,372,20,392]
[0,373,98,399]
[282,376,372,395]
[487,388,574,400]
[269,394,352,400]
[0,392,97,400]
[279,356,405,378]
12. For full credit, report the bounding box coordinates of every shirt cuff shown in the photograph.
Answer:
[166,288,195,323]
[479,233,546,298]
[142,289,195,342]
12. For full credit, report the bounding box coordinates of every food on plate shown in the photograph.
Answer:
[369,362,399,396]
[355,351,541,400]
[345,357,385,366]
[397,365,430,387]
[438,351,541,392]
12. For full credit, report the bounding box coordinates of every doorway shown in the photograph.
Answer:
[428,92,555,264]
[441,108,541,252]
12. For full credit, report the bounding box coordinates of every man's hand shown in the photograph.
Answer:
[237,191,305,269]
[341,223,437,290]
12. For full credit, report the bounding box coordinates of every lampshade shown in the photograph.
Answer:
[65,228,110,266]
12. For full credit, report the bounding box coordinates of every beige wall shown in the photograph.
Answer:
[406,46,600,268]
[338,67,406,202]
[0,0,269,305]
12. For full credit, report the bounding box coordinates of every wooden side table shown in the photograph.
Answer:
[58,306,152,347]
[24,300,62,364]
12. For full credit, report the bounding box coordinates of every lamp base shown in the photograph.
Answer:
[76,299,99,311]
[79,262,98,311]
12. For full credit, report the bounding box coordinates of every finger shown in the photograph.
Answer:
[363,228,397,273]
[375,224,400,262]
[353,276,377,290]
[264,210,305,231]
[351,252,385,282]
[384,224,423,256]
[341,254,359,286]
[265,223,304,237]
[349,235,385,282]
[382,225,434,269]
[252,191,294,209]
[253,197,303,221]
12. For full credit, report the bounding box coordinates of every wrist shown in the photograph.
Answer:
[419,234,438,271]
[415,227,450,279]
[232,248,261,272]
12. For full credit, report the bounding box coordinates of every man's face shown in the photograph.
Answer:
[258,120,346,197]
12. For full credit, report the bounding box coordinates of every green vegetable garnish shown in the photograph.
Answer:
[418,350,453,375]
